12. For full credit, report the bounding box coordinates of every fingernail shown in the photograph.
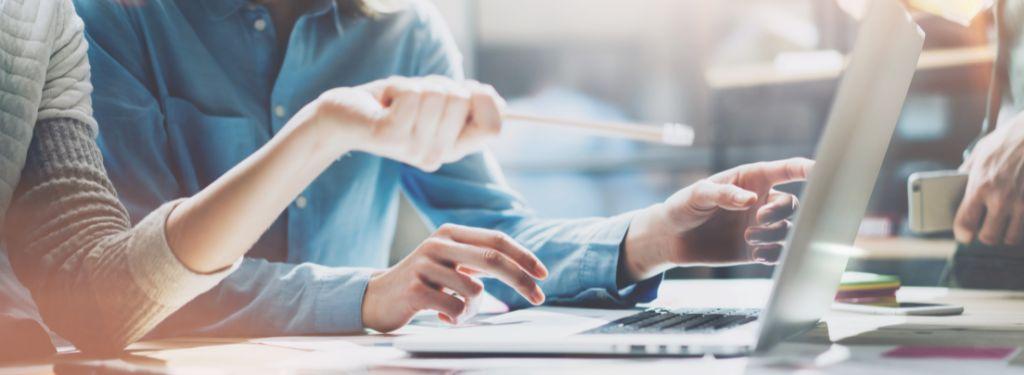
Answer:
[532,287,545,304]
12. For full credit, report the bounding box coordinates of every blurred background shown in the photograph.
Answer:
[392,0,995,286]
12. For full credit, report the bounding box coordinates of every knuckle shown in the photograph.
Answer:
[420,238,444,253]
[482,248,504,267]
[438,223,457,235]
[692,180,715,195]
[422,89,445,102]
[410,281,430,295]
[490,231,512,247]
[517,273,535,289]
[481,84,499,96]
[449,91,471,105]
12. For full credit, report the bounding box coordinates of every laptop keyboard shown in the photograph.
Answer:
[583,308,759,334]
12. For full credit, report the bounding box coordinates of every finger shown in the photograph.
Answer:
[426,239,545,305]
[413,82,447,161]
[745,220,791,244]
[420,261,485,300]
[438,312,455,324]
[977,200,1009,246]
[440,224,548,279]
[1005,205,1024,246]
[380,80,421,136]
[455,82,503,155]
[753,158,815,186]
[434,84,471,162]
[958,156,974,173]
[687,180,758,213]
[756,190,798,224]
[413,285,467,321]
[751,243,784,264]
[456,264,485,277]
[954,190,985,244]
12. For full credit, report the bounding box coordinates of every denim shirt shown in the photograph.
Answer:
[74,0,661,336]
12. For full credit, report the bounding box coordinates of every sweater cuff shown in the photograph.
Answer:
[125,199,239,307]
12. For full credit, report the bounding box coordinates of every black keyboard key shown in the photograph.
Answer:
[634,313,678,328]
[735,316,758,326]
[651,314,702,331]
[611,310,663,326]
[709,315,749,329]
[584,309,759,334]
[680,314,725,331]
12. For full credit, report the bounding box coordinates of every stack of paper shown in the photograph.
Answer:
[835,272,901,305]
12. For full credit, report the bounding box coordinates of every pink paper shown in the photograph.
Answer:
[883,346,1015,360]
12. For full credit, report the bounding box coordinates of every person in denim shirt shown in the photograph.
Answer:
[76,0,810,336]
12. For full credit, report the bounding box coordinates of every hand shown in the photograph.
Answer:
[361,224,548,333]
[300,75,505,172]
[621,158,814,282]
[954,114,1024,246]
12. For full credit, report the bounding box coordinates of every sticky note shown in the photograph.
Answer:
[883,346,1015,360]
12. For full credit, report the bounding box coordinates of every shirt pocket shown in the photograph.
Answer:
[163,97,266,191]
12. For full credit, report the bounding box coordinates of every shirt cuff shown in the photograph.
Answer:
[580,213,663,307]
[313,267,376,333]
[125,199,241,308]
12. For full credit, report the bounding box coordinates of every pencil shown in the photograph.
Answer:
[503,112,694,146]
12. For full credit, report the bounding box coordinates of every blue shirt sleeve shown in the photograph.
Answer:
[77,0,371,336]
[400,4,661,309]
[150,258,373,337]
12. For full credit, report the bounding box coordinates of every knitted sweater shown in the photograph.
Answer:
[0,0,234,353]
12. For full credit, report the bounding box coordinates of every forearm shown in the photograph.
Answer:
[166,106,347,273]
[5,119,233,353]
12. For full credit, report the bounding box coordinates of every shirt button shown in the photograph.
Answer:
[253,19,267,32]
[274,105,286,118]
[295,195,308,209]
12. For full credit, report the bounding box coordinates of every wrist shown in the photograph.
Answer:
[286,100,355,163]
[621,205,675,283]
[361,272,383,331]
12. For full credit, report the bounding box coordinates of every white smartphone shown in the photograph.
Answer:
[833,301,964,316]
[907,170,968,234]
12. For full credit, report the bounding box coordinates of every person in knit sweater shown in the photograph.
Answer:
[0,0,523,355]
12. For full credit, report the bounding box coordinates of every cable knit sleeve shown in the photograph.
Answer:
[4,118,237,354]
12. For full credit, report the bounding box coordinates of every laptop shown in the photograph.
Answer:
[395,0,925,357]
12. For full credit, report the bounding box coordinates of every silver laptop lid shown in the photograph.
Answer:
[753,0,924,352]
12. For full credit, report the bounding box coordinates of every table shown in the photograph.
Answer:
[5,279,1024,374]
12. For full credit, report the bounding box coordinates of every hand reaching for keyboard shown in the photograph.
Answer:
[361,224,548,332]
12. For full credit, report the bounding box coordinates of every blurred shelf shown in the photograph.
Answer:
[705,45,995,90]
[853,236,956,260]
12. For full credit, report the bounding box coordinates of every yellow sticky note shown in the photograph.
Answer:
[909,0,993,26]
